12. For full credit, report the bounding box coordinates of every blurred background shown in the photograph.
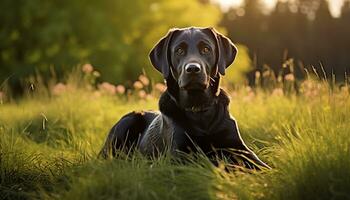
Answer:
[0,0,349,93]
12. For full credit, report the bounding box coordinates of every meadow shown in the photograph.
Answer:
[0,66,349,200]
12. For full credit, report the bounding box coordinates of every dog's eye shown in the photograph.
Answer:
[201,46,211,54]
[176,48,185,56]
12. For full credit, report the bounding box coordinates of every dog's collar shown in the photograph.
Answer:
[183,99,217,113]
[163,90,216,113]
[184,106,207,113]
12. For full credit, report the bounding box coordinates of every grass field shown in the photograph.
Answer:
[1,69,350,200]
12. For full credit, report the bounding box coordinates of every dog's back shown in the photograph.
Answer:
[98,111,158,158]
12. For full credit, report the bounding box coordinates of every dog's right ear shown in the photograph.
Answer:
[149,29,178,79]
[209,27,237,76]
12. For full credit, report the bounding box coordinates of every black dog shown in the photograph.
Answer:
[99,27,270,169]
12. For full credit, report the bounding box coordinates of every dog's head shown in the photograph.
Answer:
[149,27,237,109]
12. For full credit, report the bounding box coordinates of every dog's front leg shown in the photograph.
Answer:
[222,118,271,170]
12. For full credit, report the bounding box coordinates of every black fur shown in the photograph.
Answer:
[99,27,270,169]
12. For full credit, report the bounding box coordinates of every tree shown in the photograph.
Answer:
[0,0,223,88]
[221,0,350,82]
[312,0,337,75]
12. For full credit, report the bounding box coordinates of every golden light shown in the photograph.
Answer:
[215,0,278,11]
[216,0,243,8]
[215,0,344,17]
[264,0,278,10]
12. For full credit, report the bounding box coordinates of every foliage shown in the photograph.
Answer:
[0,0,230,86]
[225,44,252,84]
[0,67,350,199]
[222,0,350,83]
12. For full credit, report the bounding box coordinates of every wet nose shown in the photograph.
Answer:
[185,63,201,74]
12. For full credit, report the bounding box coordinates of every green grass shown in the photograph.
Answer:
[1,77,350,200]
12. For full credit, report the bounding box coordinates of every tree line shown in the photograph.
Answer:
[1,0,349,93]
[221,0,350,83]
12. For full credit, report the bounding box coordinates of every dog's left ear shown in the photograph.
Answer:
[149,28,178,78]
[209,28,238,75]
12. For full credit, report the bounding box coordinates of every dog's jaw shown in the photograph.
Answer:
[165,72,221,112]
[178,87,216,112]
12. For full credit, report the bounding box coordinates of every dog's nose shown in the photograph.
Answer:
[185,63,201,74]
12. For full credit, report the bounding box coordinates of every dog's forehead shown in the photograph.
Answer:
[171,28,215,46]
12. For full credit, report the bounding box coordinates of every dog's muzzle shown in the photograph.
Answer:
[184,62,201,74]
[179,62,208,90]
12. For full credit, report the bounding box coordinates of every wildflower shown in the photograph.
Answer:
[82,64,93,73]
[300,80,312,91]
[98,82,116,95]
[146,94,153,100]
[139,75,150,86]
[138,90,147,99]
[300,80,321,98]
[272,88,284,96]
[93,91,101,98]
[133,81,143,89]
[255,71,261,79]
[243,90,255,102]
[154,83,166,92]
[246,86,252,92]
[92,71,100,77]
[52,83,66,95]
[284,73,295,81]
[115,84,126,94]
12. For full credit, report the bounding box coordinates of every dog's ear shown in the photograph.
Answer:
[209,28,238,75]
[149,29,178,78]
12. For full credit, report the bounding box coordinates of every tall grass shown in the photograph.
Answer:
[0,64,349,200]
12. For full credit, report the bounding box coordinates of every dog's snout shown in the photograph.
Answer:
[185,63,201,74]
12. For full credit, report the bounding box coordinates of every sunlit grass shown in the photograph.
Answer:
[0,66,349,199]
